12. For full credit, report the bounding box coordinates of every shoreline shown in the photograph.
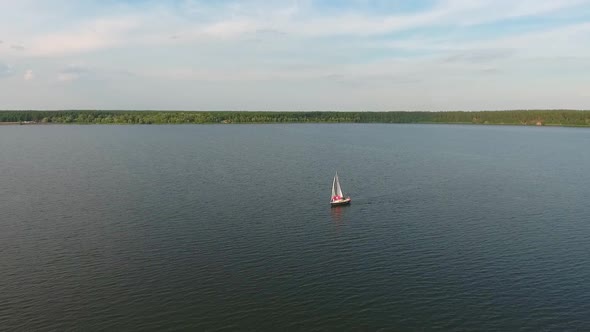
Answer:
[1,121,590,128]
[2,110,590,127]
[0,122,48,125]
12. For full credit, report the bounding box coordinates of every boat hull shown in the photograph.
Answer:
[330,198,351,207]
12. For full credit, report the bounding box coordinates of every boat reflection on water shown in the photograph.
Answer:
[330,205,345,223]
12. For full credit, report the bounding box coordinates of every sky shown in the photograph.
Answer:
[0,0,589,111]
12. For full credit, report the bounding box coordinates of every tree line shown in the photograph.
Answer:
[1,110,589,126]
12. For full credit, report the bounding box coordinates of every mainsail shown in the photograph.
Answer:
[332,172,344,198]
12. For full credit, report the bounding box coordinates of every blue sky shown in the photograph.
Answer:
[1,0,589,110]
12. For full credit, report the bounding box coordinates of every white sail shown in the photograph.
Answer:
[335,174,344,197]
[332,172,344,198]
[332,175,337,197]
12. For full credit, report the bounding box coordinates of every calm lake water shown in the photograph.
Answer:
[1,124,590,331]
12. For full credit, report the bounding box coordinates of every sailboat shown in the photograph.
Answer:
[331,172,351,206]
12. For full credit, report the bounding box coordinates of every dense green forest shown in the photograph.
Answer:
[1,110,590,126]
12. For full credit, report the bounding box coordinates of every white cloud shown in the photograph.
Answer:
[1,0,589,110]
[4,0,587,58]
[0,62,13,78]
[57,64,91,81]
[182,0,587,38]
[27,16,141,56]
[57,73,78,81]
[23,69,34,80]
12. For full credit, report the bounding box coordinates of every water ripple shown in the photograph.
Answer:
[1,125,590,330]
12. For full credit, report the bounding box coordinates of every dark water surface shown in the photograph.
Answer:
[1,124,589,331]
